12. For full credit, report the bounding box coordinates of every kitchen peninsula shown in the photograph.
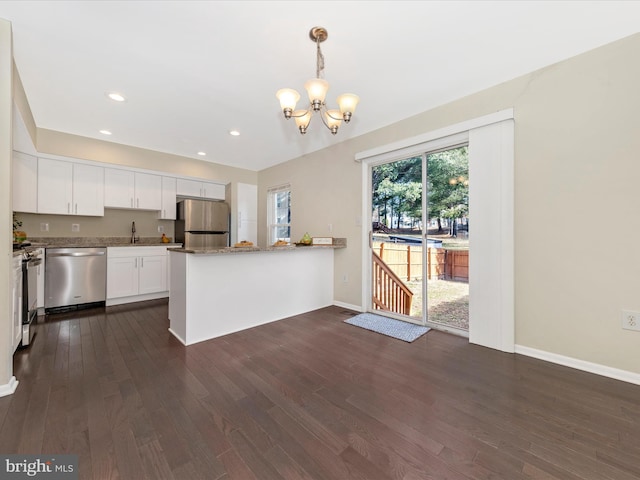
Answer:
[167,240,345,345]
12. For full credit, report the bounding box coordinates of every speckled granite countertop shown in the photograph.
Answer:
[170,238,346,255]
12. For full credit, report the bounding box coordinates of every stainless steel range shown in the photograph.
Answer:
[21,249,42,346]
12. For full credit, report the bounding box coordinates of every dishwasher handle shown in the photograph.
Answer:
[47,251,106,258]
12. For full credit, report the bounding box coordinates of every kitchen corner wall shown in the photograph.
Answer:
[0,19,14,391]
[16,209,175,240]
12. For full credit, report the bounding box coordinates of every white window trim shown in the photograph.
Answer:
[267,184,291,245]
[358,108,515,353]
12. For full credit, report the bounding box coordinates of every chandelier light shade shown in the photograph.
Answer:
[276,26,359,135]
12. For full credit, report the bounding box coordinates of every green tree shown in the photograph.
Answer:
[372,157,422,229]
[372,147,468,234]
[426,146,468,233]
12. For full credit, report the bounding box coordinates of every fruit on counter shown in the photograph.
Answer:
[161,233,170,243]
[234,240,254,247]
[13,230,27,243]
[273,240,289,246]
[299,232,312,245]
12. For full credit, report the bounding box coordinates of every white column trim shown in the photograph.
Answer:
[0,376,18,397]
[355,108,514,163]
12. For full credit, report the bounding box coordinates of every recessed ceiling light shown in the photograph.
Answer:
[99,129,112,135]
[106,92,126,102]
[197,151,206,156]
[229,130,240,136]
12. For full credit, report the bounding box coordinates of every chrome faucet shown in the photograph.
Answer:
[131,221,137,243]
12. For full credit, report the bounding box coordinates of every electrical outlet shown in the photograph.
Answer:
[158,225,164,233]
[71,224,80,232]
[328,223,333,233]
[342,273,349,283]
[40,223,49,232]
[621,310,640,331]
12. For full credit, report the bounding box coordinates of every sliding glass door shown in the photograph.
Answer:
[368,145,469,332]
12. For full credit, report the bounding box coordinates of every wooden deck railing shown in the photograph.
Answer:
[372,251,413,315]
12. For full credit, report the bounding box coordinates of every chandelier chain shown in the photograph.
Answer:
[316,37,325,79]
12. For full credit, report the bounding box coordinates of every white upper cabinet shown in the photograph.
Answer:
[37,158,104,216]
[73,163,105,216]
[135,172,162,210]
[104,168,162,210]
[104,168,135,208]
[159,176,177,220]
[176,178,226,200]
[37,158,73,215]
[202,181,226,200]
[176,178,201,198]
[12,151,38,213]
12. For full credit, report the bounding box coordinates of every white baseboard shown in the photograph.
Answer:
[168,328,187,346]
[332,301,363,312]
[106,291,168,307]
[515,345,640,386]
[0,376,19,397]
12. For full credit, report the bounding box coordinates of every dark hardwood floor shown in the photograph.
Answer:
[1,300,639,479]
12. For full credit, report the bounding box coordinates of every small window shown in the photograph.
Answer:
[268,185,291,244]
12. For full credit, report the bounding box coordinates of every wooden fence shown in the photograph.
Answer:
[374,241,468,282]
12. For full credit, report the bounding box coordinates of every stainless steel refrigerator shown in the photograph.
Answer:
[175,199,230,248]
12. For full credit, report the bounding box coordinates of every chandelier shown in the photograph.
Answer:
[276,27,359,135]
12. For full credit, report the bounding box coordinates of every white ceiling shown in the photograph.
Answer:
[1,1,639,171]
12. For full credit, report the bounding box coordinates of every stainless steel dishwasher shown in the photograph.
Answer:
[45,247,107,311]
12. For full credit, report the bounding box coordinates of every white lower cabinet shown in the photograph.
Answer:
[106,246,169,305]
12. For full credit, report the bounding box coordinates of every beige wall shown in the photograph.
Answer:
[259,33,640,374]
[1,19,13,388]
[12,61,35,145]
[16,210,176,240]
[36,129,257,185]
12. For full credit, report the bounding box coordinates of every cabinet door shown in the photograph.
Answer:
[202,181,226,200]
[138,255,167,294]
[106,257,138,299]
[135,173,162,210]
[159,176,177,219]
[37,158,73,214]
[12,259,23,352]
[12,151,38,213]
[36,249,45,309]
[104,168,135,208]
[237,183,257,222]
[176,178,202,197]
[73,164,104,216]
[237,183,257,244]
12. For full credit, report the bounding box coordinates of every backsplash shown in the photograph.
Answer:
[14,209,175,240]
